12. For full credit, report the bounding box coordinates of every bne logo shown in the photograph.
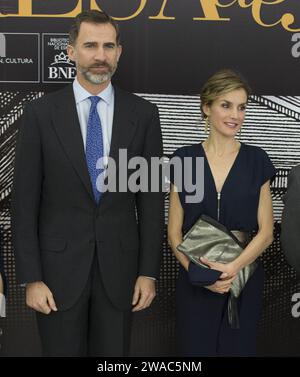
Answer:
[48,52,76,80]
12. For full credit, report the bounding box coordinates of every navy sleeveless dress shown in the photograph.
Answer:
[170,142,276,356]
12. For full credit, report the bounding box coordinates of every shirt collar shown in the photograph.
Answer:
[73,77,114,105]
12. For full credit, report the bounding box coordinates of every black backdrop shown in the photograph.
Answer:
[1,0,300,94]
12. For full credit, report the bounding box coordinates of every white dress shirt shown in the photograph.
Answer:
[73,78,114,162]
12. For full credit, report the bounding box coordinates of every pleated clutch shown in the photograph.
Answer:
[177,214,257,328]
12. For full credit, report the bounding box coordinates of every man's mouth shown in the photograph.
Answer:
[89,65,109,72]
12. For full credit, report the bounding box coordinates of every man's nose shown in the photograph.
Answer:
[94,47,106,61]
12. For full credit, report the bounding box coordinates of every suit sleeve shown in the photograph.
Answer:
[281,167,300,275]
[0,228,7,296]
[136,104,164,279]
[11,103,43,284]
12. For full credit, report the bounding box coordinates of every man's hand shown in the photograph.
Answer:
[26,281,57,314]
[132,276,156,312]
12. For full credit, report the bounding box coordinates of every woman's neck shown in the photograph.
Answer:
[203,134,240,157]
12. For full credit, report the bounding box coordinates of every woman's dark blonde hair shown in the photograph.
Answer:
[200,69,251,119]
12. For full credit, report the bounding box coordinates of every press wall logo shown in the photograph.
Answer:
[0,33,40,83]
[43,34,76,83]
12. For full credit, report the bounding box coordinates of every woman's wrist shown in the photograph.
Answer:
[182,259,190,272]
[230,259,243,274]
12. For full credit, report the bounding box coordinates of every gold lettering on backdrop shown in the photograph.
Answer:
[90,0,103,12]
[149,0,175,20]
[282,14,300,32]
[239,0,300,31]
[0,0,298,31]
[90,0,147,21]
[0,0,83,18]
[19,0,32,16]
[193,0,237,21]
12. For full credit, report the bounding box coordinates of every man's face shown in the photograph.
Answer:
[67,21,122,86]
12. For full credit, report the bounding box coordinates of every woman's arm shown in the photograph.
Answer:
[0,273,3,295]
[167,185,190,271]
[202,180,274,275]
[168,185,235,294]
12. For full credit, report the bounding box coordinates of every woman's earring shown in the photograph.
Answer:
[205,117,210,133]
[239,127,242,138]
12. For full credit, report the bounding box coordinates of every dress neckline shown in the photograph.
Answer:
[200,141,243,194]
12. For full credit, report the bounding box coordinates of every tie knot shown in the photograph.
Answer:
[89,96,100,107]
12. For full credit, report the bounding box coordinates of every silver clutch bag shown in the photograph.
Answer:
[177,214,257,328]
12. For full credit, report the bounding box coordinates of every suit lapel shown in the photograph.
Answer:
[51,85,94,201]
[51,85,138,203]
[109,86,138,165]
[99,86,138,203]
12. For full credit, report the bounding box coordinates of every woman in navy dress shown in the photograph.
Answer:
[168,69,275,356]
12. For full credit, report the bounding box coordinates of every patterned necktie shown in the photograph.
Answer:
[86,96,104,203]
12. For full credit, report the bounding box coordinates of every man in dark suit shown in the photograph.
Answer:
[0,227,7,317]
[281,165,300,276]
[12,10,164,356]
[0,265,5,317]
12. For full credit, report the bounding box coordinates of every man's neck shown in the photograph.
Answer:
[76,76,111,95]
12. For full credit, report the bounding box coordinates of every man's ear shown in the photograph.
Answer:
[67,44,76,62]
[117,44,122,62]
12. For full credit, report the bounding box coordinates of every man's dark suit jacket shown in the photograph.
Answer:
[281,164,300,275]
[11,84,164,311]
[0,227,6,295]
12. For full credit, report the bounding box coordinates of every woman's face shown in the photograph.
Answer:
[203,88,248,138]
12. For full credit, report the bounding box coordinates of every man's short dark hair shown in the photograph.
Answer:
[69,10,120,45]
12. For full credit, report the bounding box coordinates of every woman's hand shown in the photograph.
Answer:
[200,257,238,279]
[205,275,236,294]
[199,257,238,294]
